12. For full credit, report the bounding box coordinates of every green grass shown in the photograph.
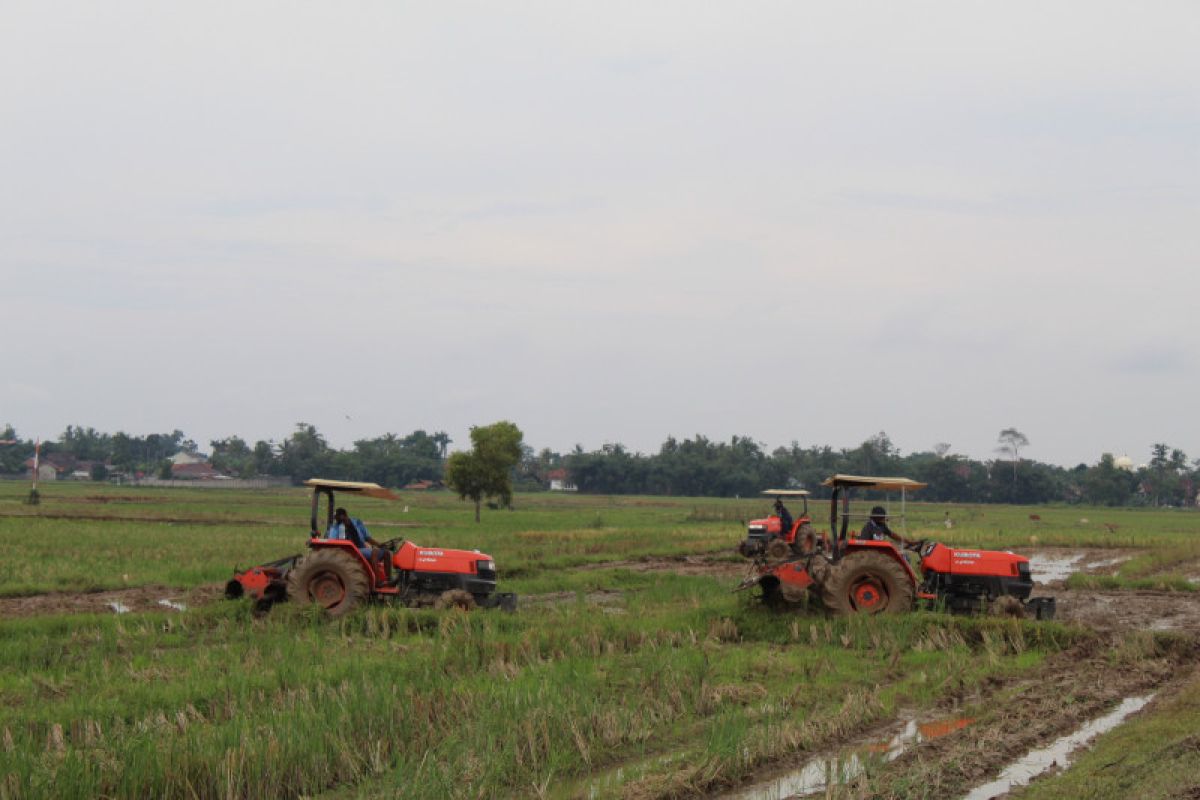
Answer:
[1,482,1197,798]
[0,586,1071,800]
[5,482,1200,599]
[1064,540,1200,592]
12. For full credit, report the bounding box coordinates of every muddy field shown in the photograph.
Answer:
[4,542,1199,799]
[716,634,1196,800]
[4,547,1196,637]
[0,583,224,618]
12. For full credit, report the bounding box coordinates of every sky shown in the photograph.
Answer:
[2,1,1197,468]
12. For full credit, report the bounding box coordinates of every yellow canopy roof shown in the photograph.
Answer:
[761,489,811,497]
[821,474,927,491]
[303,478,400,500]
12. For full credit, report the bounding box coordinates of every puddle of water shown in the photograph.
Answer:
[725,716,973,800]
[157,599,187,612]
[960,695,1153,800]
[107,601,131,614]
[1082,556,1128,571]
[1027,552,1131,584]
[1027,553,1084,584]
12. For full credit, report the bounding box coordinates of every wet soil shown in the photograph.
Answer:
[0,584,223,618]
[577,553,749,579]
[713,636,1196,800]
[1044,587,1200,635]
[855,647,1196,800]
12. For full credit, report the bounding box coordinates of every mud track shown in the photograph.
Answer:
[577,553,748,579]
[5,549,1198,633]
[711,633,1197,800]
[0,584,223,618]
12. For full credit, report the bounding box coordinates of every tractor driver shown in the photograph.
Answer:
[859,506,913,547]
[772,498,794,536]
[329,507,392,583]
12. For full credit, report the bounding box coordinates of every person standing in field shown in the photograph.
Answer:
[329,507,392,583]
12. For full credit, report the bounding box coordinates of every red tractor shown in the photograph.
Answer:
[737,489,816,560]
[225,479,517,615]
[736,475,1055,619]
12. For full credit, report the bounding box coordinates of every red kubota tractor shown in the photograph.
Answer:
[225,478,517,616]
[736,475,1055,618]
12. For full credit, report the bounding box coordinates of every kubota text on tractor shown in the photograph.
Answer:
[736,475,1055,618]
[225,479,516,615]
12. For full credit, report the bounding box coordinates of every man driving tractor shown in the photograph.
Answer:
[329,507,392,584]
[858,505,914,547]
[772,498,793,537]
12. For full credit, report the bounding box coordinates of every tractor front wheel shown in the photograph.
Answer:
[287,549,370,617]
[820,551,914,615]
[434,589,477,611]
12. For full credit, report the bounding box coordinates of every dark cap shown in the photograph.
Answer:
[869,506,887,518]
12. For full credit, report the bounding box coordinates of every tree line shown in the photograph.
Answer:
[556,431,1196,507]
[0,423,449,489]
[1,423,1195,507]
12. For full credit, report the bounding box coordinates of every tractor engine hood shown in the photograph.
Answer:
[920,542,1029,578]
[392,540,496,576]
[746,516,783,537]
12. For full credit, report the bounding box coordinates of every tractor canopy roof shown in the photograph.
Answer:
[303,478,400,501]
[820,474,927,491]
[760,489,811,497]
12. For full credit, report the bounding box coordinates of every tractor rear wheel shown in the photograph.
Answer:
[287,549,370,617]
[820,551,914,615]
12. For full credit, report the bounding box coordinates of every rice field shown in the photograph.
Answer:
[1,481,1198,799]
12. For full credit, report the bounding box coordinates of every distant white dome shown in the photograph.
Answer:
[1114,455,1134,472]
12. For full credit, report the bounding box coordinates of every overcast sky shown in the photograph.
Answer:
[2,1,1197,467]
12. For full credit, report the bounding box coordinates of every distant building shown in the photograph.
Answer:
[24,453,75,481]
[403,479,441,491]
[170,462,223,480]
[171,451,208,466]
[546,469,576,492]
[1114,454,1134,472]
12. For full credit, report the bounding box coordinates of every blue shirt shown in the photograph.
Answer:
[327,518,369,548]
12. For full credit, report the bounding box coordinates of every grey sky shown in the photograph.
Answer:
[3,1,1197,467]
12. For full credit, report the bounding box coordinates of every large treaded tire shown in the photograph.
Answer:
[287,549,369,617]
[820,551,914,615]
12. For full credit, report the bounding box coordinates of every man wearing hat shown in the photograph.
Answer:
[859,506,912,546]
[772,497,794,536]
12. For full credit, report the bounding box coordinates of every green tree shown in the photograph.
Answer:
[0,425,25,474]
[1145,443,1187,506]
[431,431,452,460]
[110,432,134,473]
[445,421,524,522]
[996,428,1030,493]
[277,423,334,482]
[252,441,277,475]
[210,436,254,476]
[1082,454,1136,506]
[59,425,111,461]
